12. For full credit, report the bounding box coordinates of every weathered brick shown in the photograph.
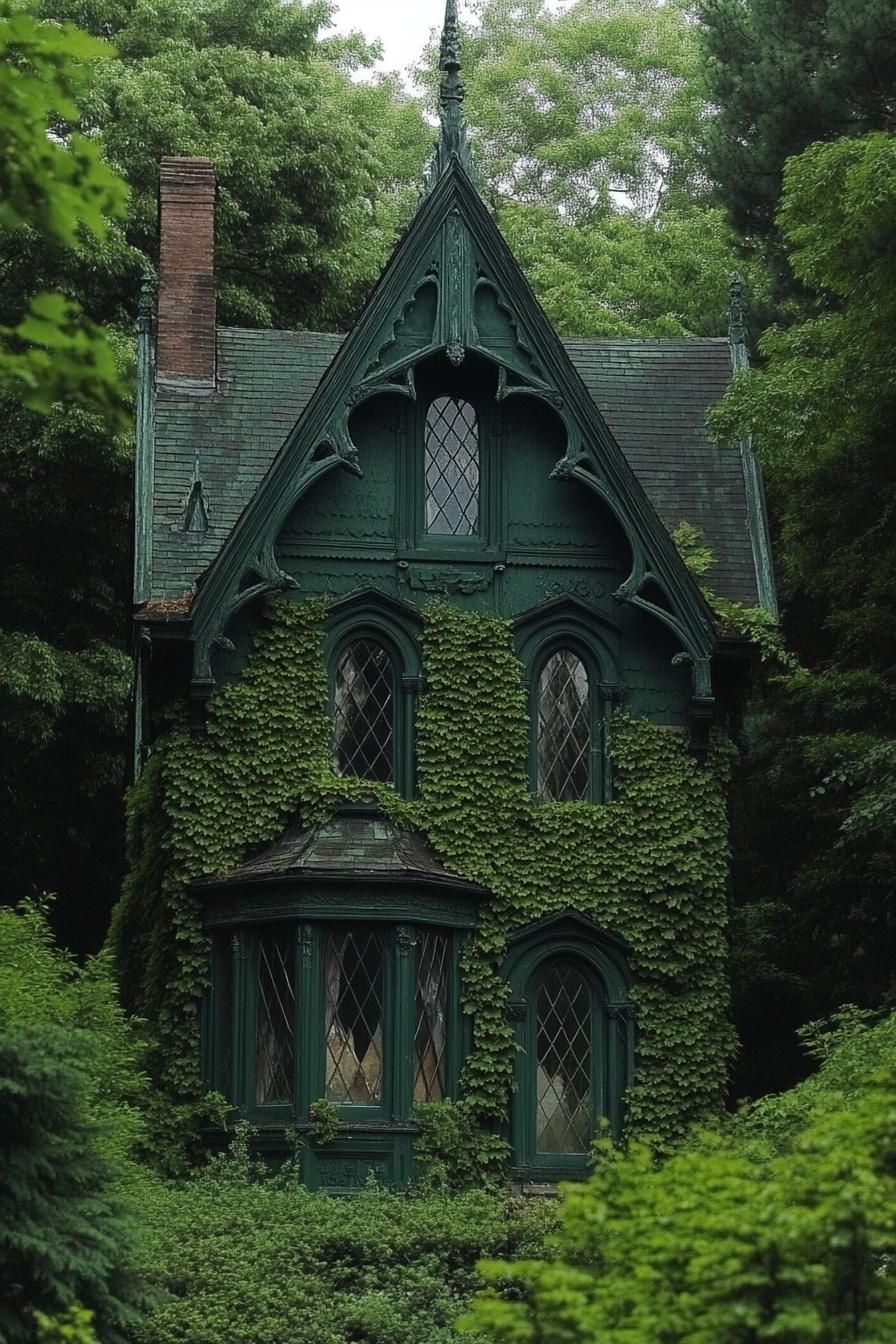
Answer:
[157,156,216,381]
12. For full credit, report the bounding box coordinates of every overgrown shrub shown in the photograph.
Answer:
[0,902,148,1342]
[465,1010,896,1344]
[129,1130,557,1344]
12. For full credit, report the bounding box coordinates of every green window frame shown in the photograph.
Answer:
[206,921,465,1130]
[514,599,624,806]
[326,593,422,800]
[533,641,599,803]
[399,367,502,561]
[504,914,634,1181]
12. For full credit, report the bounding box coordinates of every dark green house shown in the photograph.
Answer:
[120,1,776,1191]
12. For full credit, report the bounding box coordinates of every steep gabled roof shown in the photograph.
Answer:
[148,329,756,608]
[139,0,775,710]
[176,157,719,693]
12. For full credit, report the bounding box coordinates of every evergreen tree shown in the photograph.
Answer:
[0,901,147,1341]
[711,130,896,1096]
[698,0,896,284]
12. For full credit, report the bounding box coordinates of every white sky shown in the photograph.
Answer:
[327,0,464,80]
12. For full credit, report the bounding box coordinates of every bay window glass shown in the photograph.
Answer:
[325,929,385,1105]
[254,929,296,1106]
[228,923,459,1124]
[413,930,449,1101]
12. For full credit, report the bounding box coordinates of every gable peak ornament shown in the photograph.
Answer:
[433,0,473,179]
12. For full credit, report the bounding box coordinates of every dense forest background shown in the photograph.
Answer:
[2,0,895,1100]
[3,2,896,1341]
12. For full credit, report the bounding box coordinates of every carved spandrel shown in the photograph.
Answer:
[316,1157,390,1189]
[399,565,494,596]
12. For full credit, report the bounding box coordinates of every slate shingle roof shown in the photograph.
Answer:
[149,327,761,608]
[193,809,487,892]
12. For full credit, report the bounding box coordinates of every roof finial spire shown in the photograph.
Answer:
[435,0,471,175]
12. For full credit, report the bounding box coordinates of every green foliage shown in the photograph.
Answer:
[0,899,147,1166]
[464,1041,896,1343]
[708,130,896,1094]
[0,0,430,951]
[459,0,709,218]
[698,0,896,287]
[0,902,147,1342]
[34,1306,100,1344]
[413,1101,510,1192]
[428,0,752,338]
[0,4,128,414]
[733,1006,896,1156]
[307,1097,340,1147]
[671,521,795,669]
[129,1135,555,1344]
[497,200,748,339]
[21,0,432,331]
[0,381,133,950]
[116,596,735,1160]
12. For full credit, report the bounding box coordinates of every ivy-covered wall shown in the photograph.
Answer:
[114,595,735,1156]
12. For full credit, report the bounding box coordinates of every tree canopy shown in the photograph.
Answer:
[698,0,896,286]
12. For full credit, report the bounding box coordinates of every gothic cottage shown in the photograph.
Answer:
[118,1,776,1191]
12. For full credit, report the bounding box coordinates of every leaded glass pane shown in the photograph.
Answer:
[424,396,479,536]
[325,930,385,1105]
[536,962,592,1154]
[333,640,394,783]
[254,930,295,1106]
[537,651,590,802]
[414,932,449,1102]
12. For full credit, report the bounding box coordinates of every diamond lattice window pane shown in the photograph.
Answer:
[325,930,385,1105]
[414,932,449,1102]
[333,640,394,783]
[537,651,590,802]
[424,396,480,536]
[255,931,295,1105]
[536,962,592,1154]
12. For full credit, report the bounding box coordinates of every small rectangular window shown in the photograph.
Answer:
[254,929,295,1106]
[424,396,479,536]
[414,931,449,1101]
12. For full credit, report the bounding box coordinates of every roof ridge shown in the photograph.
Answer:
[216,325,728,348]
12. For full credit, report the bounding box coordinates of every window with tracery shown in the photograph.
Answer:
[536,650,591,802]
[254,929,296,1106]
[220,923,460,1127]
[535,961,592,1154]
[414,931,449,1101]
[333,639,394,783]
[424,396,479,536]
[325,929,385,1105]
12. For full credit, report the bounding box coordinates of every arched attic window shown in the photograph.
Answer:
[424,396,479,536]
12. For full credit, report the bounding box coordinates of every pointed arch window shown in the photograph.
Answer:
[504,917,634,1180]
[535,960,592,1154]
[536,650,591,802]
[333,639,395,784]
[424,396,479,536]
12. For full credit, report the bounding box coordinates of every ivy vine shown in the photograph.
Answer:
[114,594,736,1163]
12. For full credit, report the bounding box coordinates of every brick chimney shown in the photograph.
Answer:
[156,156,216,382]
